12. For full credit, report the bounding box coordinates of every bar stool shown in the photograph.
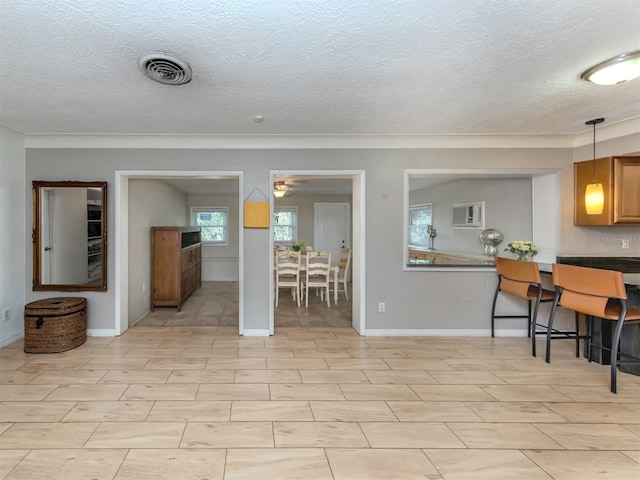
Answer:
[546,263,640,393]
[491,257,555,356]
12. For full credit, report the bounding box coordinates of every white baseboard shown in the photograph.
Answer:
[242,329,271,336]
[82,328,530,338]
[87,329,117,337]
[365,328,529,337]
[492,329,530,337]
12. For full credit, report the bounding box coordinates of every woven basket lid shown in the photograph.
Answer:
[25,297,87,316]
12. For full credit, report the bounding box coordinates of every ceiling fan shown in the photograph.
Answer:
[274,177,308,197]
[273,181,290,198]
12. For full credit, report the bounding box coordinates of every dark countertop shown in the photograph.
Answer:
[555,256,640,287]
[556,256,640,273]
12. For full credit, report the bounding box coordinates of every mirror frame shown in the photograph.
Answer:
[404,168,561,269]
[32,180,108,292]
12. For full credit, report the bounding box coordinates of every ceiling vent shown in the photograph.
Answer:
[137,53,192,85]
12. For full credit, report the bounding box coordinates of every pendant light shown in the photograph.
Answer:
[584,118,605,215]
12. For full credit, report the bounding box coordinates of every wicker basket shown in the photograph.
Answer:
[24,297,87,354]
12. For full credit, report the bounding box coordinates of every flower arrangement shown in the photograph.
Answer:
[504,240,538,261]
[290,240,306,252]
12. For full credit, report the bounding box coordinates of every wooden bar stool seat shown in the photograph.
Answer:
[546,263,640,393]
[491,257,555,356]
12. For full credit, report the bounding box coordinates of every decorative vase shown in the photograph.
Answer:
[479,229,504,257]
[515,252,529,261]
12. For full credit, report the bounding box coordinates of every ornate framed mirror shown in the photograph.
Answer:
[32,181,107,291]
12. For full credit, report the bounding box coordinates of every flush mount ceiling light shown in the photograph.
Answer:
[581,50,640,86]
[273,182,288,198]
[584,118,605,215]
[138,53,192,85]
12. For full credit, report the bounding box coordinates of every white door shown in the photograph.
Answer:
[314,203,350,261]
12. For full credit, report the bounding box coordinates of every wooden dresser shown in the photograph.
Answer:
[151,226,202,311]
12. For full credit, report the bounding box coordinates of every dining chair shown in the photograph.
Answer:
[491,257,555,356]
[331,247,351,302]
[302,251,331,308]
[275,250,301,308]
[546,263,640,393]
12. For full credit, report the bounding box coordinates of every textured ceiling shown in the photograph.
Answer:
[1,0,639,136]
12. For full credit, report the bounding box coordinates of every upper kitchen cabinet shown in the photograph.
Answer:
[574,156,640,226]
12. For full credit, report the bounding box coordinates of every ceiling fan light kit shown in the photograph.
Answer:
[273,182,287,198]
[581,50,640,86]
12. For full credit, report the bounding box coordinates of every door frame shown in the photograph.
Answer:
[115,170,244,336]
[269,170,366,335]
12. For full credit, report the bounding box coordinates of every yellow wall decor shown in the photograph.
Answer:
[244,201,270,228]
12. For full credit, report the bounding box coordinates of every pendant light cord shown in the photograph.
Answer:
[585,118,605,182]
[592,122,595,161]
[592,122,596,181]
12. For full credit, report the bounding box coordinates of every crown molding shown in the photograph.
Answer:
[21,117,639,150]
[25,133,578,149]
[572,116,640,148]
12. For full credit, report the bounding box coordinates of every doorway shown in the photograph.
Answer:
[114,171,244,336]
[269,170,365,335]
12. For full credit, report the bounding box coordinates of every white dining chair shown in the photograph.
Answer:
[302,251,331,308]
[330,247,351,302]
[275,250,301,308]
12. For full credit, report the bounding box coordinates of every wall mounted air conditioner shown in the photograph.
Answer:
[452,202,484,228]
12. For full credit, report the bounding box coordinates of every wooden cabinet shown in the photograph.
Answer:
[574,156,640,225]
[614,157,640,223]
[151,227,201,311]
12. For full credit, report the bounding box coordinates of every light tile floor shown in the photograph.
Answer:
[0,282,639,479]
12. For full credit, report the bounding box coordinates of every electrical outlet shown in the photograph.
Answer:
[621,238,630,249]
[2,309,10,322]
[378,302,385,313]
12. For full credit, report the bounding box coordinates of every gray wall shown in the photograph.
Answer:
[0,126,26,346]
[128,179,187,325]
[12,134,640,339]
[410,178,532,255]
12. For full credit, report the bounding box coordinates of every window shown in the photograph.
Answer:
[408,203,432,247]
[191,207,228,245]
[273,206,297,244]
